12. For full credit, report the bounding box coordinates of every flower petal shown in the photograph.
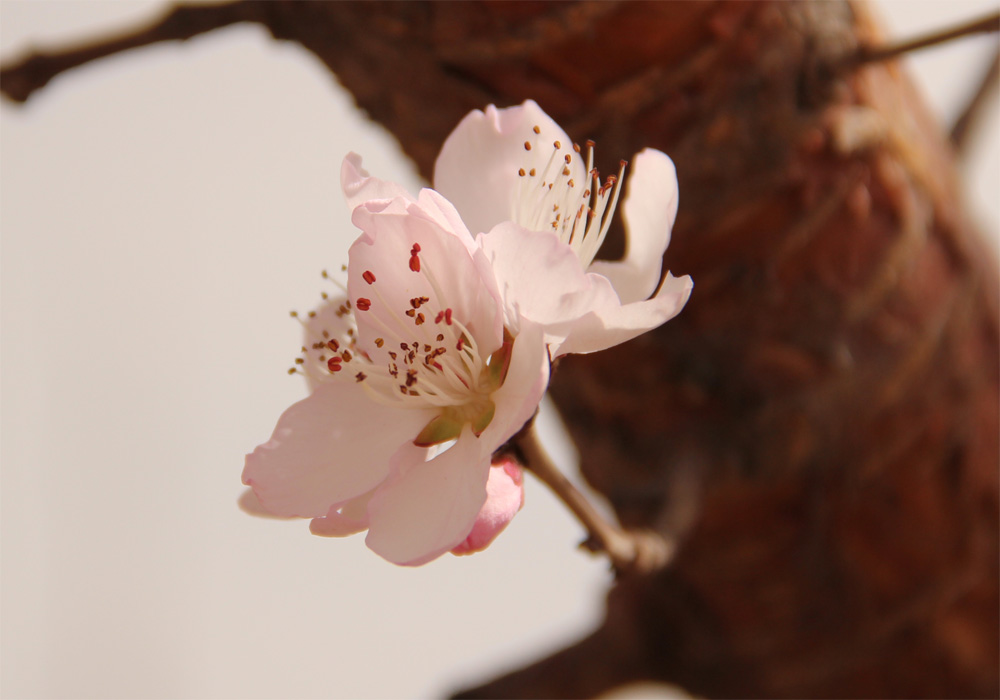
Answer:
[341,152,414,213]
[348,199,503,360]
[309,490,373,537]
[433,100,584,236]
[242,382,437,517]
[587,149,679,304]
[451,457,524,555]
[552,272,693,357]
[483,317,549,446]
[365,428,491,566]
[478,222,599,338]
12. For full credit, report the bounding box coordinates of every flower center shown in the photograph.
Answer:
[512,126,626,268]
[294,242,513,446]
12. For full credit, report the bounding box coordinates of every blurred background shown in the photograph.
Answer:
[1,1,996,698]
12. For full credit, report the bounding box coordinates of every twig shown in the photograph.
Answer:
[1,1,260,103]
[951,49,1000,155]
[514,424,673,575]
[839,11,999,71]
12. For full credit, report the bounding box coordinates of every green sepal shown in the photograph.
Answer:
[486,329,515,389]
[471,399,496,437]
[413,413,464,447]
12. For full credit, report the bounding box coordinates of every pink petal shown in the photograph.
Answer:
[242,382,437,518]
[477,222,599,340]
[365,429,492,566]
[588,149,680,304]
[481,317,550,447]
[433,100,584,236]
[309,490,373,537]
[552,272,693,357]
[348,200,503,361]
[451,457,524,555]
[341,152,414,213]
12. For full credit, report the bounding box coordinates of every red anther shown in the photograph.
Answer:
[327,358,343,372]
[432,362,443,371]
[362,270,376,285]
[409,254,421,272]
[435,311,445,324]
[410,243,421,254]
[444,308,453,325]
[456,337,465,351]
[355,298,371,311]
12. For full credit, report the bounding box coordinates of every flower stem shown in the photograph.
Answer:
[515,425,672,575]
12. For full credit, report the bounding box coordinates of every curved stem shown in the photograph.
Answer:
[514,424,672,575]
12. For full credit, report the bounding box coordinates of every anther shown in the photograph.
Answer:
[518,168,526,177]
[444,308,453,325]
[409,254,420,272]
[341,350,352,362]
[289,311,298,318]
[406,309,416,318]
[533,125,541,134]
[355,372,367,382]
[564,154,572,164]
[436,334,444,341]
[374,338,384,348]
[524,141,532,151]
[554,140,561,149]
[356,298,372,311]
[327,358,343,372]
[363,270,376,285]
[529,168,536,177]
[415,313,425,325]
[327,339,339,351]
[294,358,304,364]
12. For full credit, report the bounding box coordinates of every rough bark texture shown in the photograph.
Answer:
[4,2,997,697]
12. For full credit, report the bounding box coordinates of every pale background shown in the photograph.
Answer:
[1,2,997,699]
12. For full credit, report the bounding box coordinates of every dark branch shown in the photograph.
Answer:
[1,1,260,103]
[951,49,1000,154]
[839,11,999,71]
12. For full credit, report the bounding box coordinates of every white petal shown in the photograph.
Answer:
[588,149,680,304]
[483,317,550,447]
[478,222,599,339]
[242,382,437,517]
[309,490,373,537]
[341,152,414,213]
[365,429,492,566]
[552,272,693,357]
[348,200,504,361]
[433,100,584,236]
[451,458,524,555]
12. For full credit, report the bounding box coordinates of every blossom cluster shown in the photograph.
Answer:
[242,101,691,565]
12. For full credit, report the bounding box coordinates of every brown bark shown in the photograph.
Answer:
[4,2,997,697]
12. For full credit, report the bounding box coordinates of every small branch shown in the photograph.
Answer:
[950,49,1000,155]
[515,425,673,575]
[838,12,999,71]
[1,1,260,103]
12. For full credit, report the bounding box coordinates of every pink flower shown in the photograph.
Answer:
[435,100,692,356]
[243,101,690,566]
[243,160,548,565]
